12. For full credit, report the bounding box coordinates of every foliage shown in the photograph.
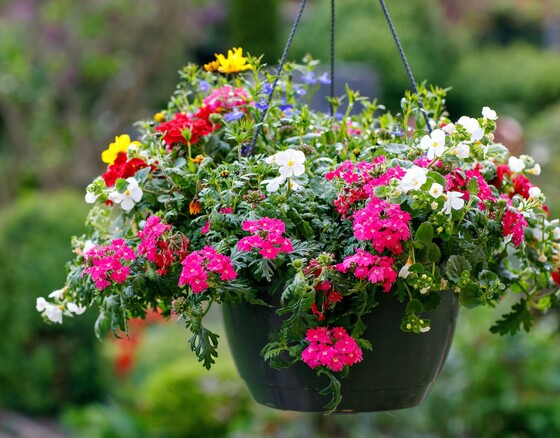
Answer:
[0,191,104,414]
[36,49,560,413]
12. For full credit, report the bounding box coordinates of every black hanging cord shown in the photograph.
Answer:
[329,0,335,115]
[377,0,432,132]
[246,0,308,156]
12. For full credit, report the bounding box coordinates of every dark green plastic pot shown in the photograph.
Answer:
[222,289,458,413]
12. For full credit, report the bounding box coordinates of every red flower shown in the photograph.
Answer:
[102,152,149,187]
[552,269,560,285]
[155,109,217,148]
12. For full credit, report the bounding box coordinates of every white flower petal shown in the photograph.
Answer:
[67,302,87,315]
[482,106,497,120]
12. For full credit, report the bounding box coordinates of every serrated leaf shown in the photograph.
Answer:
[446,255,471,282]
[490,300,534,335]
[406,299,423,314]
[415,222,433,244]
[426,242,441,262]
[459,283,483,308]
[188,325,219,370]
[467,177,479,196]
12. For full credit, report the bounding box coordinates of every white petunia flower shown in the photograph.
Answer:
[420,129,446,160]
[455,143,470,159]
[442,191,465,215]
[482,106,497,120]
[429,183,444,198]
[457,116,484,141]
[36,297,63,324]
[399,166,428,192]
[528,186,541,199]
[67,302,87,315]
[109,177,143,212]
[442,123,456,134]
[398,258,413,279]
[85,190,98,204]
[508,156,525,173]
[528,164,541,175]
[265,176,287,192]
[274,149,306,178]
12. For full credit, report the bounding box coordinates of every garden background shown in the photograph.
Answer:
[1,0,560,436]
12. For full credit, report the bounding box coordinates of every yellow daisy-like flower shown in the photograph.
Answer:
[153,112,166,123]
[101,134,139,165]
[204,60,220,72]
[215,47,252,74]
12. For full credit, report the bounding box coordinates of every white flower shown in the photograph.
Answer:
[455,143,470,159]
[420,287,430,295]
[83,240,95,257]
[442,191,465,215]
[528,164,541,175]
[399,166,428,192]
[457,116,484,141]
[398,258,413,279]
[429,183,444,198]
[482,106,497,121]
[442,123,456,134]
[508,156,525,173]
[533,227,543,241]
[538,253,547,263]
[67,302,87,315]
[48,288,66,300]
[109,177,143,212]
[528,186,541,199]
[420,129,446,160]
[85,190,98,204]
[265,176,287,192]
[274,149,306,178]
[420,326,431,333]
[553,227,560,240]
[36,298,63,324]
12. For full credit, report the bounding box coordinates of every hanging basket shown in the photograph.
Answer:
[222,289,458,412]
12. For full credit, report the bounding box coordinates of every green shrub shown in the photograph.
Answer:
[0,191,104,415]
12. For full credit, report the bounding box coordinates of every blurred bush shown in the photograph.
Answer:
[0,191,104,415]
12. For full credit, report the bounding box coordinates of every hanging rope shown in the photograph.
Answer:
[329,0,336,115]
[377,0,432,132]
[246,0,308,156]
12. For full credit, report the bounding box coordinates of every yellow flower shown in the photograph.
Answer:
[190,154,205,164]
[101,135,139,165]
[215,47,252,74]
[153,112,166,123]
[189,198,201,215]
[204,60,220,72]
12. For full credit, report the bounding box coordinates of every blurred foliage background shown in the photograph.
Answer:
[1,0,560,436]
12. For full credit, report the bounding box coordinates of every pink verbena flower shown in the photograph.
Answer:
[82,239,136,290]
[237,217,292,259]
[203,85,249,112]
[178,246,237,293]
[352,197,411,254]
[502,208,528,247]
[137,216,174,274]
[336,249,397,292]
[301,326,363,372]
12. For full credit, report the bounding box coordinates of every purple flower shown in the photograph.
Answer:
[198,80,210,92]
[301,71,317,84]
[224,108,244,122]
[262,83,273,95]
[294,86,306,96]
[318,73,332,85]
[256,100,269,111]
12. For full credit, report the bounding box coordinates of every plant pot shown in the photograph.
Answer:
[222,289,459,413]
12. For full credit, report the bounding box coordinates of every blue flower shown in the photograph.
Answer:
[262,83,273,95]
[198,80,210,92]
[224,108,244,122]
[294,86,306,96]
[256,100,269,111]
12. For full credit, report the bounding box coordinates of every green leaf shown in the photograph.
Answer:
[490,300,534,335]
[318,369,342,414]
[406,299,423,314]
[467,177,479,196]
[459,283,483,308]
[188,324,220,370]
[445,255,471,282]
[426,242,441,263]
[415,222,433,244]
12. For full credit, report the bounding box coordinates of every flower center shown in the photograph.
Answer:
[288,159,294,167]
[125,189,131,196]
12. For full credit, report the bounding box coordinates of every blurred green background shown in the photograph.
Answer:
[1,0,560,436]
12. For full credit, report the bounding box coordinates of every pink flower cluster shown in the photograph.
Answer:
[352,197,411,255]
[301,326,363,372]
[203,85,249,112]
[178,246,237,293]
[237,217,293,259]
[138,216,174,275]
[336,250,397,292]
[83,239,136,290]
[502,207,528,247]
[446,167,495,206]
